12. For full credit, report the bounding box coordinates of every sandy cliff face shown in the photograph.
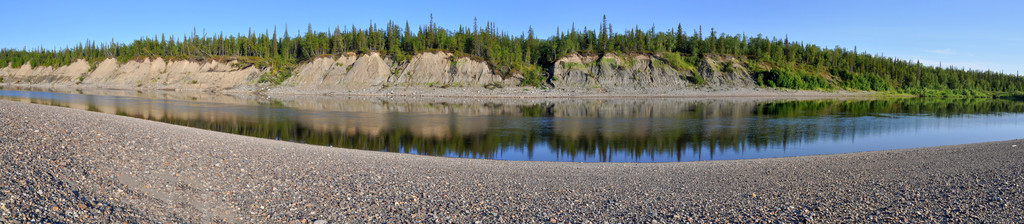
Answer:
[284,54,361,90]
[1,52,761,94]
[283,52,397,90]
[1,58,261,91]
[388,52,507,87]
[283,52,513,92]
[0,60,90,85]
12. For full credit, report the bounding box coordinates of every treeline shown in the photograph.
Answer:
[1,15,1022,95]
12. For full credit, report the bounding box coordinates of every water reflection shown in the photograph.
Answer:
[2,89,1024,162]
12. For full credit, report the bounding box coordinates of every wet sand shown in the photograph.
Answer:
[1,100,1021,223]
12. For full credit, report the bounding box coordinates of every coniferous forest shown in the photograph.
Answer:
[2,16,1022,97]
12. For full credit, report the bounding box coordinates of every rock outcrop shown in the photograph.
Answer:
[697,57,757,88]
[552,53,694,90]
[551,53,757,91]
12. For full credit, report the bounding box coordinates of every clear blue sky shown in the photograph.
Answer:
[2,0,1021,74]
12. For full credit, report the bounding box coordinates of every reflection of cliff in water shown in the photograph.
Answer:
[246,97,1024,161]
[5,90,1024,162]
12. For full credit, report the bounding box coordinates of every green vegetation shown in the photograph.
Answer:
[660,52,703,85]
[756,69,830,90]
[520,65,546,87]
[257,67,292,84]
[620,55,636,68]
[719,60,735,73]
[1,15,1022,93]
[660,52,694,74]
[597,58,618,68]
[561,61,585,70]
[87,59,99,72]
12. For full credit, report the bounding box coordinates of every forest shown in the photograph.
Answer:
[2,15,1022,97]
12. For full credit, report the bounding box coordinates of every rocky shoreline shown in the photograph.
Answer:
[1,100,1022,222]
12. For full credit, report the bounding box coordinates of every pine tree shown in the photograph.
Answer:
[600,15,608,53]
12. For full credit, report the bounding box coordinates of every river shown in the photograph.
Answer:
[3,88,1023,162]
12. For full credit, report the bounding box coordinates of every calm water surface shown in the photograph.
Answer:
[3,89,1023,162]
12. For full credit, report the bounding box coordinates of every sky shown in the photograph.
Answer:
[2,0,1022,74]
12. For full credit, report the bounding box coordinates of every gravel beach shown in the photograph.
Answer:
[1,99,1022,223]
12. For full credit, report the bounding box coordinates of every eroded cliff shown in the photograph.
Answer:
[0,52,761,94]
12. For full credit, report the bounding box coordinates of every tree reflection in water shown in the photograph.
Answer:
[3,89,1024,162]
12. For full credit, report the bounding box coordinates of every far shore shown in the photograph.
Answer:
[2,83,885,99]
[1,99,1021,222]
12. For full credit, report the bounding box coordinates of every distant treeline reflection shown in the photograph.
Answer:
[5,91,1022,161]
[84,97,1024,161]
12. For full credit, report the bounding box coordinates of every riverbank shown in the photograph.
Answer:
[3,83,879,99]
[0,52,885,99]
[1,100,1022,222]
